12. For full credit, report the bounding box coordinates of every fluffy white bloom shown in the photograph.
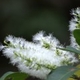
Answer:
[33,31,60,50]
[72,7,80,16]
[69,7,80,49]
[69,7,80,32]
[70,34,79,49]
[0,33,78,79]
[69,18,78,32]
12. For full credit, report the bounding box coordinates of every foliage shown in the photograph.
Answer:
[0,7,80,80]
[0,72,29,80]
[47,66,79,80]
[73,29,80,46]
[0,72,14,80]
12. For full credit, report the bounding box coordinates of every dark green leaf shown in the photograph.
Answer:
[73,29,80,45]
[59,46,80,54]
[0,72,14,80]
[5,72,29,80]
[47,66,80,80]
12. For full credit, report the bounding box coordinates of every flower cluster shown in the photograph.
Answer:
[0,30,78,79]
[69,7,80,49]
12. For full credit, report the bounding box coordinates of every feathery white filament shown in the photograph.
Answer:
[69,7,80,49]
[0,32,78,79]
[69,7,80,32]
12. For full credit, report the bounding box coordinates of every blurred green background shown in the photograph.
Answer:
[0,0,80,77]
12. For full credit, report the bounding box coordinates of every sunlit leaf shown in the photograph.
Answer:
[74,64,80,77]
[68,78,75,80]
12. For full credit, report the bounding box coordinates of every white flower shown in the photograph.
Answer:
[69,18,77,32]
[0,33,78,79]
[71,7,80,16]
[69,7,80,32]
[69,7,80,49]
[33,31,60,50]
[70,34,79,49]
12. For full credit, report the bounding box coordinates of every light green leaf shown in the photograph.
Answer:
[59,46,80,54]
[47,66,80,80]
[73,29,80,46]
[0,71,14,80]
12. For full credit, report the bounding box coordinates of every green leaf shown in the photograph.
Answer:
[47,66,80,80]
[59,46,80,54]
[0,72,29,80]
[73,29,80,45]
[0,72,14,80]
[4,72,29,80]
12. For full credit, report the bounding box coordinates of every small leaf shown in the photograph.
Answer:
[59,46,80,54]
[0,72,14,80]
[47,66,80,80]
[73,29,80,45]
[5,72,29,80]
